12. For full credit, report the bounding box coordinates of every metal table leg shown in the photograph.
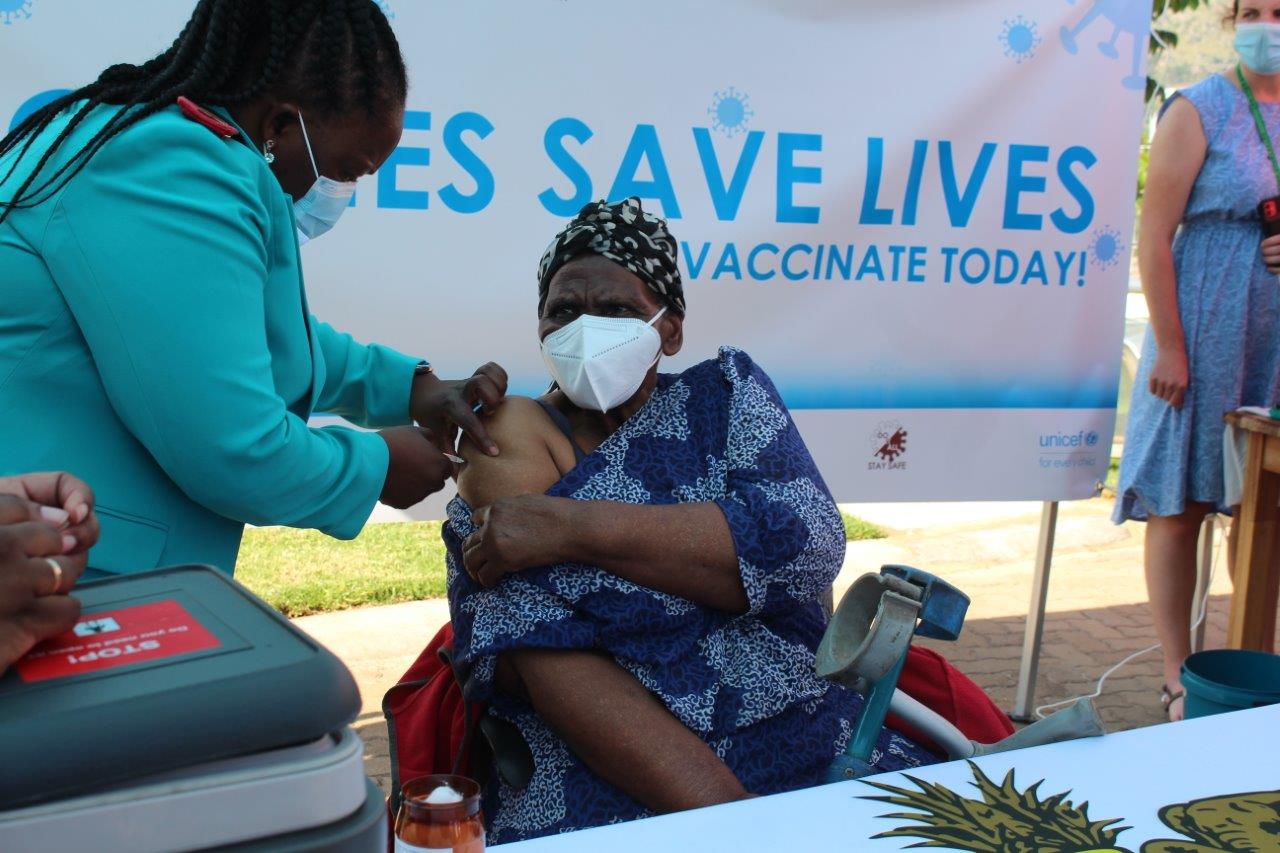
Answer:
[1011,501,1058,723]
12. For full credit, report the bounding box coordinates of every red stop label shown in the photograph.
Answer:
[15,600,221,683]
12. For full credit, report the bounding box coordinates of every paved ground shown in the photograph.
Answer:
[294,498,1267,798]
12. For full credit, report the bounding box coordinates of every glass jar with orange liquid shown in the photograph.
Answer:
[394,774,485,852]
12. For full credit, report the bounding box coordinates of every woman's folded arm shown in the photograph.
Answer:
[563,501,747,612]
[455,395,748,612]
[505,647,751,812]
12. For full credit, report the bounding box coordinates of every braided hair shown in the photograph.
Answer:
[0,0,407,225]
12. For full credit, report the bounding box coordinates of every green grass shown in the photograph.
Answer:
[236,522,448,617]
[237,512,889,617]
[1106,456,1121,493]
[842,512,887,542]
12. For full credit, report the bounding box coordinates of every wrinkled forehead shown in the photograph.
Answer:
[543,255,664,309]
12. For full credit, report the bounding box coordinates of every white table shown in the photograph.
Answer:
[495,704,1280,851]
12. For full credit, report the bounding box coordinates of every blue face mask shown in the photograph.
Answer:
[293,111,356,246]
[1236,23,1280,75]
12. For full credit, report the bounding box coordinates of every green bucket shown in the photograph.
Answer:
[1181,650,1280,719]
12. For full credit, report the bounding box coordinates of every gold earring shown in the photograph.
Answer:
[263,139,276,164]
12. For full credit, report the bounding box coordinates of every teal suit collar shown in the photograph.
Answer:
[207,105,256,154]
[207,103,325,417]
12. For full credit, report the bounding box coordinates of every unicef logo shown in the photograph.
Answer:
[1039,430,1101,450]
[0,0,34,26]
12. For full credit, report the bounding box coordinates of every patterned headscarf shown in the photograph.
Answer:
[537,197,685,315]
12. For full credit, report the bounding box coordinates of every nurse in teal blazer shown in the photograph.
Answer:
[0,1,505,576]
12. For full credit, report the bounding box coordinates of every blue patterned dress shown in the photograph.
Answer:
[1115,74,1280,522]
[445,348,935,843]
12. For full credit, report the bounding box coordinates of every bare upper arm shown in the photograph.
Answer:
[1141,96,1208,245]
[456,397,566,507]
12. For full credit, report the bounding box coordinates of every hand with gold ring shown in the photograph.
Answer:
[0,472,99,560]
[0,493,87,675]
[42,557,64,596]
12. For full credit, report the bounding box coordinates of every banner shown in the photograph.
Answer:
[0,0,1149,503]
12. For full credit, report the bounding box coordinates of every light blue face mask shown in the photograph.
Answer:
[293,111,356,246]
[1236,23,1280,75]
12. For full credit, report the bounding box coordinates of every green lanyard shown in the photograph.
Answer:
[1237,64,1280,193]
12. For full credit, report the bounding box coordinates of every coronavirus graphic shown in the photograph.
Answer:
[1089,225,1125,270]
[0,0,33,26]
[999,15,1042,63]
[870,422,908,463]
[708,87,754,138]
[1060,0,1149,90]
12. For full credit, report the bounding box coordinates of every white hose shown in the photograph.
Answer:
[888,689,975,760]
[1033,514,1227,719]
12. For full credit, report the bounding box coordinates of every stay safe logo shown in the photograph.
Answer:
[869,421,908,471]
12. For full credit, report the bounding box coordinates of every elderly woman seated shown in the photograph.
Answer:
[445,198,937,843]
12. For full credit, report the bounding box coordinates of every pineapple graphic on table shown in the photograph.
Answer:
[864,762,1279,852]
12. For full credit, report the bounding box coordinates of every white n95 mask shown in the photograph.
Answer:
[293,111,356,245]
[541,307,667,412]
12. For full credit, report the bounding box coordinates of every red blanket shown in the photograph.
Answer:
[890,645,1014,750]
[383,623,480,795]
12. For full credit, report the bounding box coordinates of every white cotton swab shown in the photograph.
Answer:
[424,784,464,805]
